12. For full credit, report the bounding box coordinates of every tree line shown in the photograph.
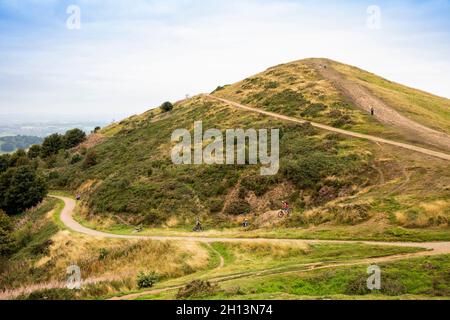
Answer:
[0,128,87,216]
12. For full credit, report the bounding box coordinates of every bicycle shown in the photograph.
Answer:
[193,224,203,232]
[278,208,292,218]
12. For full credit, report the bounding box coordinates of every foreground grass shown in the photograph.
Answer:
[114,242,423,300]
[137,254,450,300]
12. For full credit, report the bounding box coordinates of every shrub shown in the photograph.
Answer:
[98,248,109,261]
[176,280,220,299]
[213,85,225,92]
[224,199,251,216]
[17,288,77,300]
[30,239,54,255]
[160,101,174,113]
[28,145,42,159]
[70,154,83,165]
[264,81,279,89]
[0,210,14,255]
[240,175,280,197]
[140,209,165,226]
[345,273,407,296]
[209,199,224,213]
[82,150,97,168]
[136,271,159,289]
[300,103,327,117]
[262,89,309,111]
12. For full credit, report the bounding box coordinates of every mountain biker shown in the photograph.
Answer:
[242,218,250,228]
[281,201,291,215]
[76,194,81,201]
[194,218,202,232]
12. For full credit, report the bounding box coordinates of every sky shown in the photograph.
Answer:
[0,0,449,122]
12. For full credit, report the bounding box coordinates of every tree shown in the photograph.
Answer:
[64,129,86,149]
[0,209,14,255]
[28,145,42,159]
[0,154,11,174]
[9,149,29,167]
[41,134,64,158]
[160,101,173,113]
[0,166,48,215]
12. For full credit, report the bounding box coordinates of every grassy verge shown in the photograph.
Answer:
[118,242,424,300]
[137,254,450,300]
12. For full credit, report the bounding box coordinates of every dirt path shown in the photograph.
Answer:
[52,196,450,300]
[306,59,450,152]
[204,94,450,161]
[54,196,450,255]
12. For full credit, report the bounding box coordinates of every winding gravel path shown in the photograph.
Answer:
[54,196,450,255]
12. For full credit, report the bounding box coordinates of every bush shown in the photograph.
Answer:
[160,101,174,113]
[70,154,83,165]
[82,150,97,168]
[98,248,109,261]
[176,280,220,299]
[264,81,279,89]
[224,199,251,215]
[345,273,407,296]
[0,210,14,255]
[301,103,327,117]
[240,175,280,197]
[209,199,224,213]
[30,239,54,255]
[28,145,42,159]
[136,271,159,289]
[17,288,77,300]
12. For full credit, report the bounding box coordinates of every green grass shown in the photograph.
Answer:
[124,242,424,300]
[138,254,450,300]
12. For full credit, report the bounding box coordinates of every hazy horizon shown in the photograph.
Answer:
[1,0,450,123]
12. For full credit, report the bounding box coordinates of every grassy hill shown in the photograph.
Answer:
[44,59,450,241]
[3,58,450,300]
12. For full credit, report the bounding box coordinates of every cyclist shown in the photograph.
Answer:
[242,218,250,228]
[193,218,203,232]
[279,201,291,218]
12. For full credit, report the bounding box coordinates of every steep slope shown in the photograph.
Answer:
[47,59,450,240]
[214,58,450,152]
[307,58,450,152]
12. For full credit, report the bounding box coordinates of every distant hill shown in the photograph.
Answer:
[0,135,43,153]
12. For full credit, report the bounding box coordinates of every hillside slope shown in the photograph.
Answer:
[48,59,450,240]
[214,58,450,152]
